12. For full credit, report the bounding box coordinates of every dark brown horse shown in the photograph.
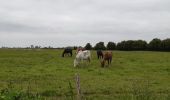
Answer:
[62,48,73,57]
[101,51,112,67]
[97,50,103,59]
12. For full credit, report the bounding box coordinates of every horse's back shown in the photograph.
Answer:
[76,50,91,59]
[103,51,112,59]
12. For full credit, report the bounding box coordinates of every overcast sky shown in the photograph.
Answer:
[0,0,170,47]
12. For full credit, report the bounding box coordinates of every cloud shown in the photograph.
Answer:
[0,0,170,47]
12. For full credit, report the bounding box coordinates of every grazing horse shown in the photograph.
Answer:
[62,48,73,57]
[97,50,103,59]
[74,50,91,67]
[76,48,85,54]
[101,51,112,67]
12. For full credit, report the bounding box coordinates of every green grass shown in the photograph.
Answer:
[0,49,170,100]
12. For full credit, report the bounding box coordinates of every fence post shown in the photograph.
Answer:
[75,73,81,100]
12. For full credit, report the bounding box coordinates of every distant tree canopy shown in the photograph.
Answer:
[94,42,106,50]
[148,38,162,51]
[161,38,170,51]
[82,38,170,51]
[116,40,147,51]
[84,43,92,50]
[2,38,169,51]
[107,42,116,50]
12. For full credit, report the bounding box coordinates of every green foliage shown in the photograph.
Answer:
[148,38,162,51]
[94,42,106,50]
[133,40,147,50]
[116,40,147,51]
[107,42,116,50]
[161,38,170,51]
[95,38,170,51]
[93,38,170,51]
[84,43,92,50]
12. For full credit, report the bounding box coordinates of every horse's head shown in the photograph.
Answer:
[101,59,105,67]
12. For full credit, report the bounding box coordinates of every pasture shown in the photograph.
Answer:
[0,49,169,100]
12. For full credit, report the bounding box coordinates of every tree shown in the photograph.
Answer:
[30,45,34,48]
[35,45,41,49]
[148,38,162,51]
[84,43,92,50]
[73,46,78,50]
[116,40,134,50]
[124,40,135,50]
[161,38,170,51]
[116,40,147,50]
[94,42,106,50]
[133,40,147,50]
[116,41,126,50]
[107,42,116,50]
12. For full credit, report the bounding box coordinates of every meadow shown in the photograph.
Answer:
[0,49,169,100]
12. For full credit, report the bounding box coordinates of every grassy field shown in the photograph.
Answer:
[0,49,169,100]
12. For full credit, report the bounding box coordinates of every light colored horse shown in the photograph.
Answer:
[74,50,91,67]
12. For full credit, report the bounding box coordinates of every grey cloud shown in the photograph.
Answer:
[0,0,170,47]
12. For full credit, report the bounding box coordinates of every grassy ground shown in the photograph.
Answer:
[0,49,169,100]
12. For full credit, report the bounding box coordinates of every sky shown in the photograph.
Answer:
[0,0,170,47]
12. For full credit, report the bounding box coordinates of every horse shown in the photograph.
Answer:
[101,51,112,67]
[97,50,103,59]
[76,48,85,54]
[74,50,91,67]
[62,48,73,57]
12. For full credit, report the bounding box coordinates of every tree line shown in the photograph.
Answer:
[84,38,170,51]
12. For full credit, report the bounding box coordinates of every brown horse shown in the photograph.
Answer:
[101,51,112,67]
[97,50,103,59]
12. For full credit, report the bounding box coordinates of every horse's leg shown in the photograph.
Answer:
[103,60,106,67]
[109,59,111,65]
[70,52,72,57]
[62,52,65,57]
[110,57,112,64]
[88,57,91,63]
[107,60,109,66]
[101,54,103,59]
[108,58,112,66]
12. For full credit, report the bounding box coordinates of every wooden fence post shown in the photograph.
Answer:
[75,73,81,100]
